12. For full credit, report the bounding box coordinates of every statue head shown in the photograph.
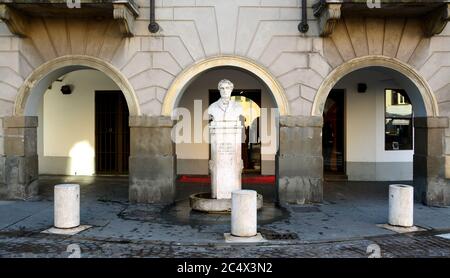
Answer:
[218,79,233,100]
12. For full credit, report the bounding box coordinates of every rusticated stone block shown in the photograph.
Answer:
[129,155,175,203]
[128,115,176,203]
[129,115,173,127]
[279,126,322,156]
[129,115,174,156]
[424,177,450,207]
[3,116,38,128]
[0,155,6,198]
[279,115,323,127]
[414,117,449,129]
[277,116,324,205]
[4,155,38,199]
[277,176,323,205]
[129,175,175,203]
[4,127,37,156]
[278,154,323,177]
[130,126,174,156]
[413,117,450,206]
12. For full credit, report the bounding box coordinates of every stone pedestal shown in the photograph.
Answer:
[129,116,175,204]
[231,190,257,237]
[277,116,323,205]
[190,119,264,213]
[2,116,39,200]
[54,184,80,229]
[389,184,413,227]
[209,120,243,199]
[414,117,450,206]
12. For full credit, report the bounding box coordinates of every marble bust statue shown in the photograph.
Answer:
[208,79,243,122]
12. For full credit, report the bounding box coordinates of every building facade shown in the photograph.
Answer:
[0,0,449,206]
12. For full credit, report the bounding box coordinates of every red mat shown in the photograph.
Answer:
[178,175,275,184]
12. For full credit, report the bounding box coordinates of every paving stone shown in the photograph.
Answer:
[0,176,450,257]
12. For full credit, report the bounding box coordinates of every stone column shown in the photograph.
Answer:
[1,116,38,200]
[277,116,323,205]
[129,116,175,203]
[414,117,450,206]
[0,118,5,198]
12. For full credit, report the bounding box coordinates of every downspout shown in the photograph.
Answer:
[298,0,309,33]
[148,0,159,33]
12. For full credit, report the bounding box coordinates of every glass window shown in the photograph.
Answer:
[385,89,413,150]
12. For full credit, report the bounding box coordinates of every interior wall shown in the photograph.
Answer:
[176,67,277,175]
[333,68,414,181]
[37,69,120,175]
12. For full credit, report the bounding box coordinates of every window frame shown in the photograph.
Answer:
[384,88,414,151]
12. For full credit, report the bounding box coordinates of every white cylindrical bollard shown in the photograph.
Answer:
[54,184,80,229]
[231,190,257,237]
[389,184,413,227]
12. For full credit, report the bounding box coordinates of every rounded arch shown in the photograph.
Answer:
[15,55,140,116]
[312,56,439,117]
[162,55,289,116]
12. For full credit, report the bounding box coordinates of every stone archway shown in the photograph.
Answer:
[140,56,290,205]
[15,55,140,117]
[3,55,139,200]
[312,56,438,117]
[312,56,449,206]
[161,55,289,116]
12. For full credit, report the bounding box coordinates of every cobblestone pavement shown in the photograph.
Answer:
[2,177,450,259]
[1,230,450,258]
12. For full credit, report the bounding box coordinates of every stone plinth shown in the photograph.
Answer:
[209,120,243,199]
[129,116,175,204]
[2,116,39,200]
[389,184,413,227]
[231,190,257,237]
[54,184,80,229]
[277,116,323,205]
[413,117,450,206]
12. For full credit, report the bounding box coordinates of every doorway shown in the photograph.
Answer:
[322,89,345,175]
[95,91,130,174]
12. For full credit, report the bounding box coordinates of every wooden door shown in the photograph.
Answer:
[322,89,345,173]
[95,91,130,174]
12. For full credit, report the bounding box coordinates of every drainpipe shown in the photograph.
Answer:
[298,0,309,33]
[148,0,159,33]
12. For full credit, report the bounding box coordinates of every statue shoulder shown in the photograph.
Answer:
[208,101,219,113]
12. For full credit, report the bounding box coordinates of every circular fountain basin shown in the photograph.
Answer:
[189,192,263,213]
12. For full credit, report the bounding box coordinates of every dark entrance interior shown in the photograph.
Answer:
[95,91,130,174]
[209,89,261,174]
[323,89,345,175]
